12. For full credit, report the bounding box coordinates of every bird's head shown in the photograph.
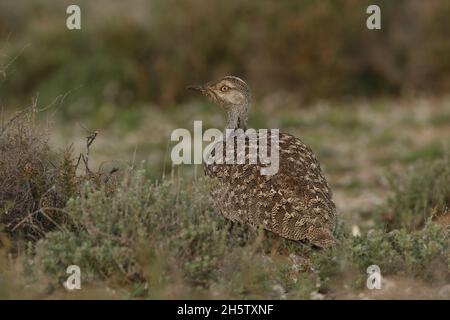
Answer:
[187,76,251,110]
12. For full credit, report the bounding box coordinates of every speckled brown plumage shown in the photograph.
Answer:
[188,76,337,248]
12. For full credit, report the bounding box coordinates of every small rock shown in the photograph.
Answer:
[310,291,325,300]
[438,284,450,298]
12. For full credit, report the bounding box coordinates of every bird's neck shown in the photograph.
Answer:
[226,103,249,130]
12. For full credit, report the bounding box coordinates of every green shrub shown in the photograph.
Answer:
[34,172,231,287]
[351,223,448,280]
[32,170,323,296]
[313,222,449,291]
[24,166,450,298]
[382,151,450,230]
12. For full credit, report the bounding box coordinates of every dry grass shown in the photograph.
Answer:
[0,107,72,241]
[0,107,118,242]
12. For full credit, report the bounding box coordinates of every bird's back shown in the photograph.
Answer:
[205,131,336,248]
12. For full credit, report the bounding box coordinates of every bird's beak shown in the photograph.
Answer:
[187,83,216,102]
[186,84,205,93]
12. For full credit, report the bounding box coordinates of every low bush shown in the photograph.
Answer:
[312,222,449,292]
[0,108,117,242]
[34,173,230,287]
[32,166,449,297]
[381,151,450,230]
[0,108,77,241]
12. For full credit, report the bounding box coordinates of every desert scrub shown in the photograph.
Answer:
[33,170,319,296]
[0,108,116,243]
[0,108,78,241]
[381,150,450,230]
[34,171,232,287]
[350,223,449,282]
[28,168,449,297]
[312,222,449,292]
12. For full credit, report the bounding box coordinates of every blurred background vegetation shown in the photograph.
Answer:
[1,0,450,114]
[0,0,449,299]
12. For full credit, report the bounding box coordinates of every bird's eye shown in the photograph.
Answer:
[220,86,229,92]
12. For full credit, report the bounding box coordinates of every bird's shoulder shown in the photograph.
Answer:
[205,131,332,195]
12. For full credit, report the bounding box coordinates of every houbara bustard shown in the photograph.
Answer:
[188,76,337,248]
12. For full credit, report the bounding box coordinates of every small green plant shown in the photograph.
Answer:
[381,151,450,230]
[312,222,449,292]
